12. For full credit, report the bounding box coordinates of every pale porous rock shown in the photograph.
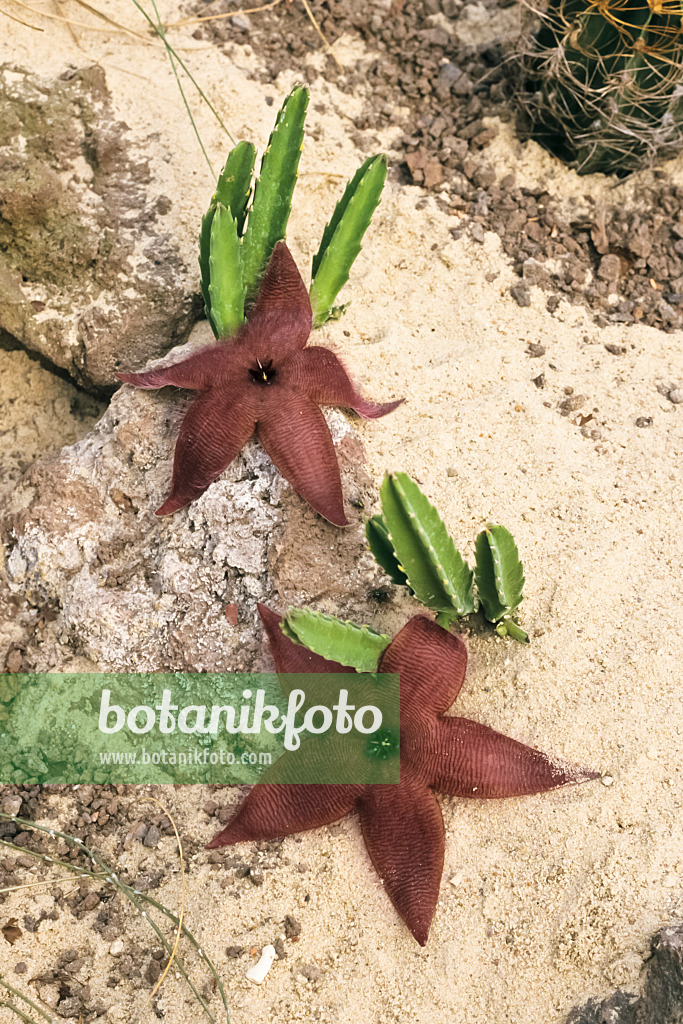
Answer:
[0,326,381,672]
[0,345,104,673]
[0,64,198,392]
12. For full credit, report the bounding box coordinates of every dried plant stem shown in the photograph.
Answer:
[130,0,236,161]
[0,3,44,28]
[166,0,285,28]
[0,811,230,1024]
[298,0,342,68]
[8,0,146,37]
[139,796,186,1009]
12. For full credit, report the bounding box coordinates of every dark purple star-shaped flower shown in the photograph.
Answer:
[208,606,598,945]
[117,242,402,525]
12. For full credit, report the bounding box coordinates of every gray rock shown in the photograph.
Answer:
[142,825,161,849]
[0,64,198,392]
[434,62,461,101]
[56,997,83,1019]
[522,257,550,288]
[565,926,683,1024]
[1,326,383,672]
[597,253,622,285]
[510,283,531,307]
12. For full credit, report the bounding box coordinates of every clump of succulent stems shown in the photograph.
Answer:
[515,0,683,174]
[0,812,230,1024]
[199,85,387,337]
[282,473,528,670]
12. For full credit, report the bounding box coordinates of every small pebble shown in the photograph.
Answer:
[142,825,161,849]
[109,939,125,956]
[1,796,22,817]
[601,774,614,787]
[145,960,161,985]
[284,915,302,938]
[526,343,546,357]
[635,416,653,428]
[248,866,265,886]
[559,394,587,414]
[510,283,531,307]
[668,388,683,404]
[226,946,244,958]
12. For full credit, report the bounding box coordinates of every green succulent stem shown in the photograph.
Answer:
[241,86,309,300]
[378,472,475,618]
[282,607,390,672]
[208,203,246,336]
[496,619,530,644]
[199,86,386,338]
[310,155,387,326]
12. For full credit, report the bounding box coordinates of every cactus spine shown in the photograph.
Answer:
[516,0,683,174]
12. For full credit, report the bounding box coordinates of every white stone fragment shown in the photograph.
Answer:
[246,944,277,985]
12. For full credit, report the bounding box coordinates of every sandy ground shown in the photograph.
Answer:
[1,2,683,1022]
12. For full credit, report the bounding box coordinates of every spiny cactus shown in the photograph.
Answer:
[515,0,683,175]
[200,85,387,337]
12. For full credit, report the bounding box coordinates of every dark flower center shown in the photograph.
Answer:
[249,358,277,385]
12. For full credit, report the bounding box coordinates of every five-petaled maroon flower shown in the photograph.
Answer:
[117,242,402,524]
[208,606,598,945]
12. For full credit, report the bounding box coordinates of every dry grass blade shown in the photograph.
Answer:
[0,810,230,1024]
[139,795,186,1010]
[0,999,42,1024]
[0,3,44,28]
[165,0,285,28]
[9,0,148,37]
[72,0,150,37]
[298,0,342,68]
[0,873,107,895]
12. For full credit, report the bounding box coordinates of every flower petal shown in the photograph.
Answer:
[285,347,404,419]
[429,716,600,798]
[358,772,444,946]
[258,604,355,675]
[207,783,361,848]
[116,344,231,391]
[257,393,348,526]
[156,386,257,516]
[247,240,312,358]
[378,616,468,722]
